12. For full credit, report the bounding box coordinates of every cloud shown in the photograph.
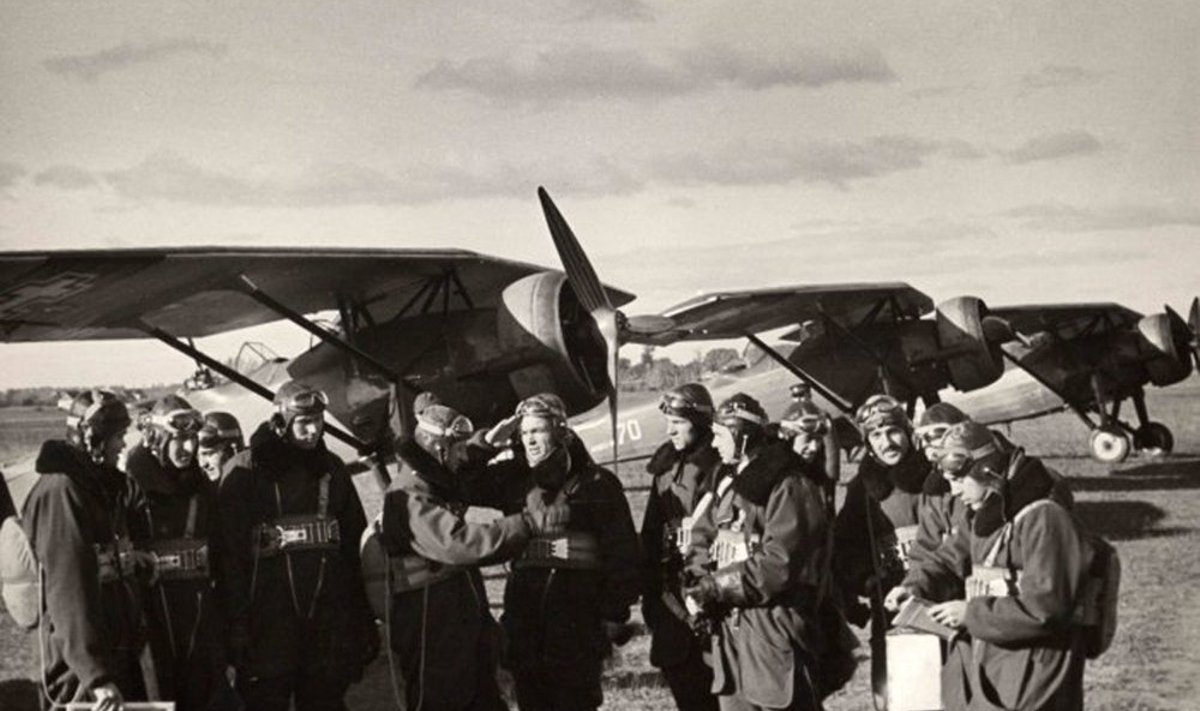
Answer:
[42,38,227,81]
[415,44,896,101]
[102,151,642,206]
[572,0,653,21]
[1000,203,1200,232]
[1002,130,1103,164]
[0,162,26,191]
[1021,64,1102,90]
[907,83,977,100]
[33,165,99,190]
[650,135,979,189]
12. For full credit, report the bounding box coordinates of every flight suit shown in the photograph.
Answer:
[685,442,844,711]
[126,444,227,711]
[23,440,147,705]
[833,449,935,626]
[640,438,721,711]
[218,424,375,711]
[379,438,534,711]
[461,435,641,711]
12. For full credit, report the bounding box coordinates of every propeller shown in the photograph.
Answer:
[1166,298,1200,371]
[537,187,676,470]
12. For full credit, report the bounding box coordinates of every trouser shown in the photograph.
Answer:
[662,652,719,711]
[238,670,351,711]
[511,666,602,711]
[715,655,822,711]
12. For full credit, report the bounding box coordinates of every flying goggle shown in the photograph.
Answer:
[150,409,205,436]
[914,423,953,449]
[278,389,329,415]
[415,413,475,440]
[937,440,1000,476]
[779,412,828,437]
[658,392,713,417]
[514,395,567,423]
[715,399,767,426]
[855,394,906,430]
[198,425,242,446]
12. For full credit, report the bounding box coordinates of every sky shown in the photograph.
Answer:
[1,0,1197,388]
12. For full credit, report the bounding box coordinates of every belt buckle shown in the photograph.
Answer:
[278,525,309,547]
[157,553,183,571]
[550,537,569,559]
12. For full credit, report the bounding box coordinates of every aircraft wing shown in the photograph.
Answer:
[988,303,1141,341]
[629,282,933,345]
[0,247,635,342]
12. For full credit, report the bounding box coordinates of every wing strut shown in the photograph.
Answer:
[818,303,931,403]
[140,324,372,453]
[997,347,1097,429]
[237,275,419,395]
[744,333,855,415]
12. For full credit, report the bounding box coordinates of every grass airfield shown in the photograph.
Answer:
[2,381,1198,710]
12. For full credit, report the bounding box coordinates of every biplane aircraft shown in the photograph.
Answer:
[574,292,1199,466]
[1,187,1196,497]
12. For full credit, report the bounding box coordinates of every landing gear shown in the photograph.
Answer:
[1089,427,1131,464]
[1133,421,1174,456]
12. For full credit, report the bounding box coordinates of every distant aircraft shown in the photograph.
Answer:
[570,295,1199,466]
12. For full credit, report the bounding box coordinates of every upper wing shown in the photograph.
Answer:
[629,282,933,345]
[0,247,635,342]
[988,303,1142,341]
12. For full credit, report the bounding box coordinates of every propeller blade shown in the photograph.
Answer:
[609,351,620,474]
[1188,297,1200,369]
[539,187,613,317]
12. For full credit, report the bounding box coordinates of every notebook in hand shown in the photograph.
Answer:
[893,597,958,640]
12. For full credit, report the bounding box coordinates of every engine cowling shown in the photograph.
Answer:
[936,296,1005,392]
[1138,313,1193,386]
[496,272,611,414]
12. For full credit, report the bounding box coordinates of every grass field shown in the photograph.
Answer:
[3,381,1199,710]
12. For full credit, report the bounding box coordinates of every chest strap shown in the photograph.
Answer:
[144,538,210,581]
[512,531,601,570]
[254,473,339,556]
[255,515,341,556]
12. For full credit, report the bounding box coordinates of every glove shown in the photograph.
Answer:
[684,575,721,611]
[485,415,521,448]
[602,620,635,646]
[356,618,382,680]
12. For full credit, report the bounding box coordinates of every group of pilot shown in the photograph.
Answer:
[20,373,1099,711]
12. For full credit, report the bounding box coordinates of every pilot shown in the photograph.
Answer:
[460,392,641,711]
[378,400,547,711]
[832,394,936,628]
[777,399,838,515]
[217,380,378,711]
[23,390,146,709]
[197,411,245,483]
[683,393,851,711]
[640,383,720,711]
[125,395,229,711]
[886,422,1092,711]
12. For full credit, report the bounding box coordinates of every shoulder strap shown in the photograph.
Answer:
[318,473,331,518]
[983,498,1057,567]
[688,473,734,523]
[184,495,199,539]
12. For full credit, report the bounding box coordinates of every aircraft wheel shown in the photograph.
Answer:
[1134,422,1174,456]
[1089,427,1131,464]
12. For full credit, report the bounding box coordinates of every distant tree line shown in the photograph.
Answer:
[617,346,742,391]
[0,385,177,409]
